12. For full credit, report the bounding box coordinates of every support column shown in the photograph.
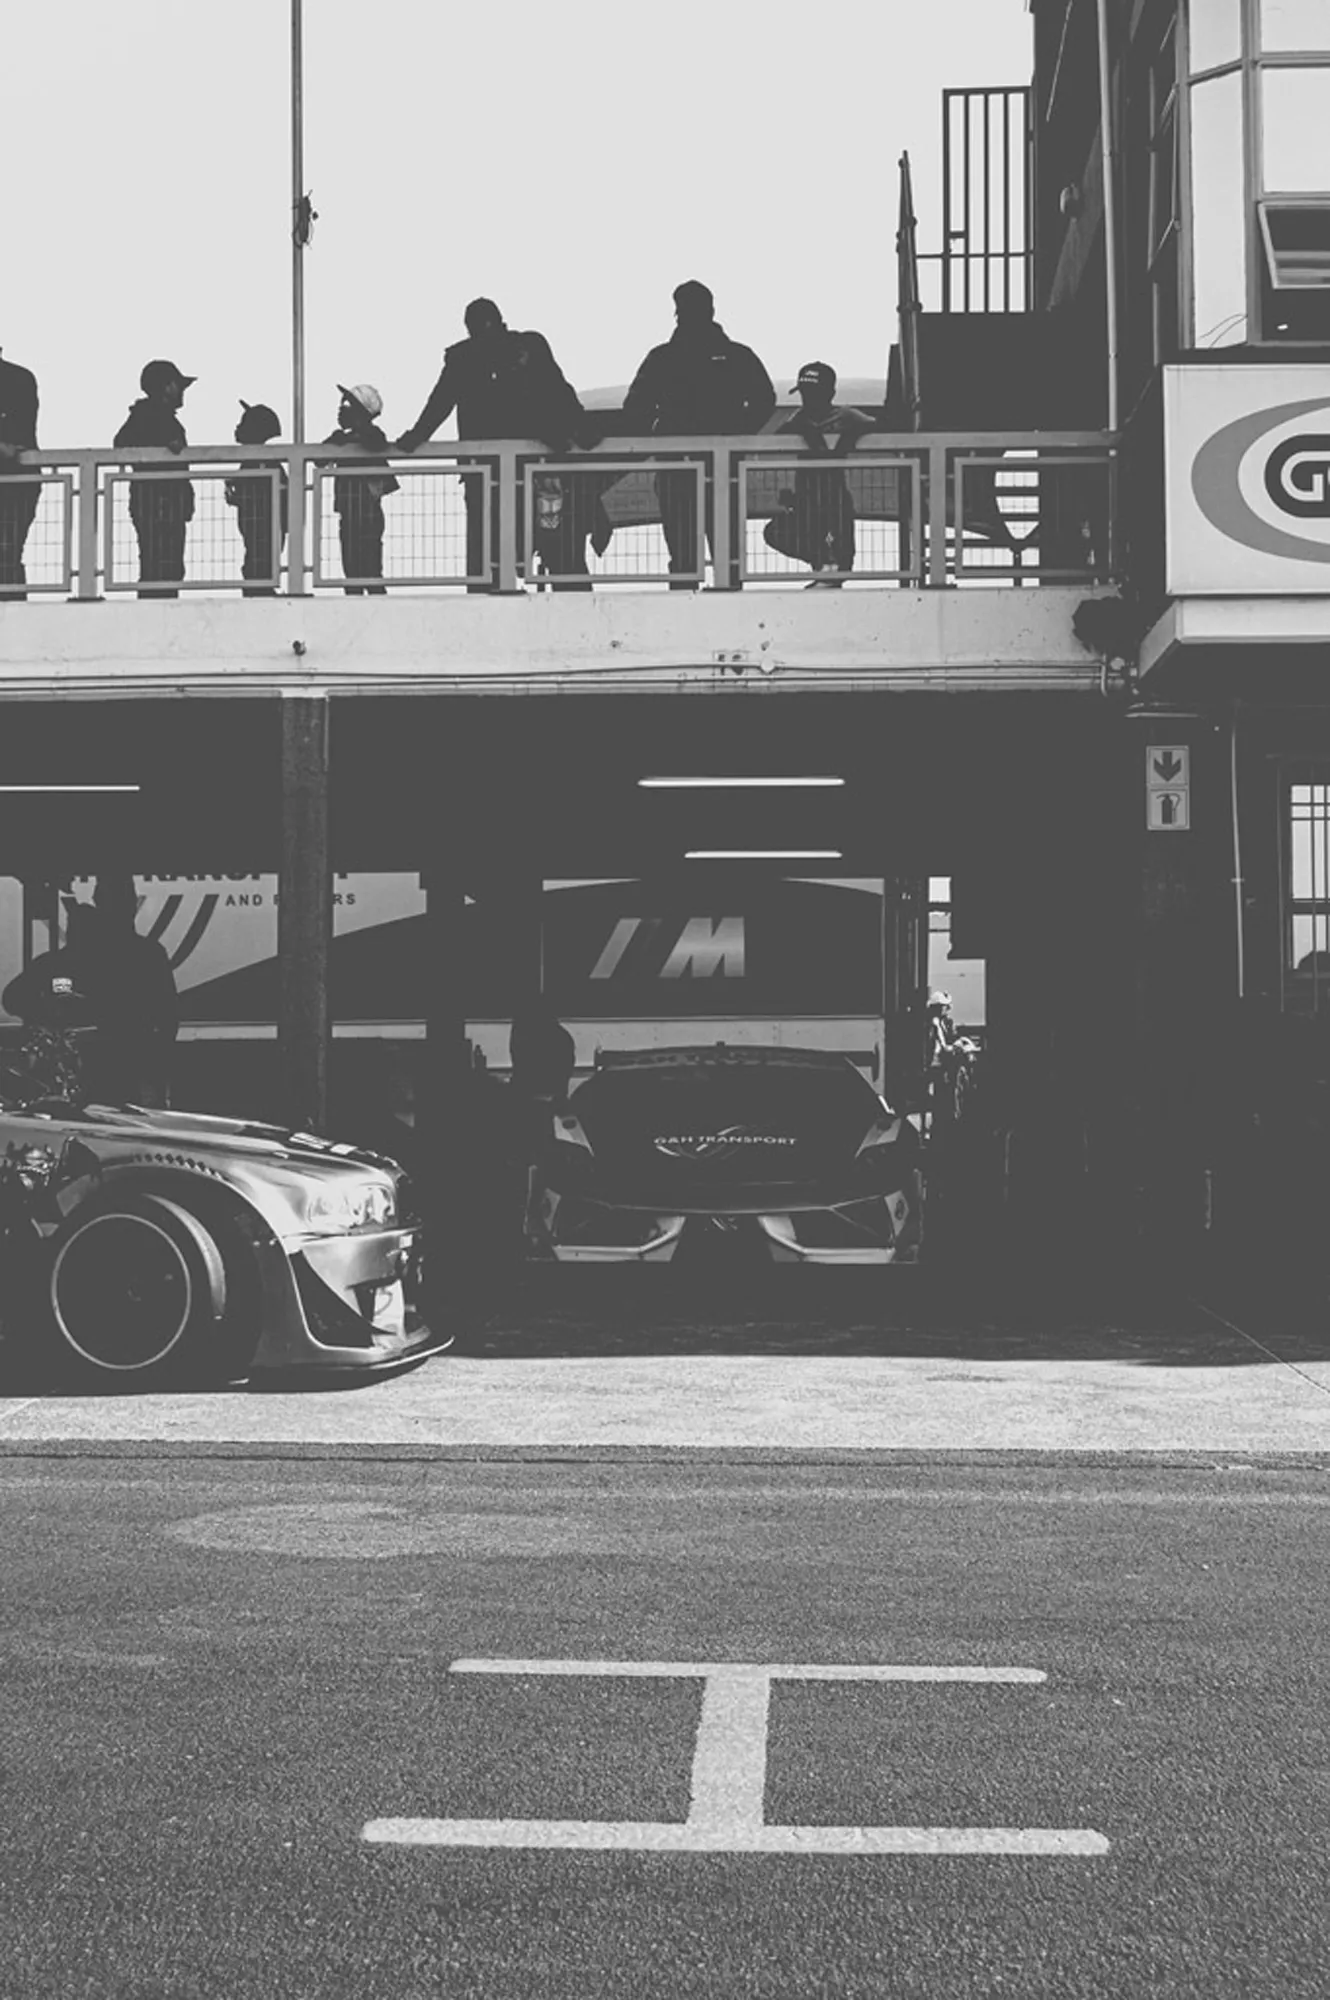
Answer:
[419,707,473,1316]
[277,692,330,1131]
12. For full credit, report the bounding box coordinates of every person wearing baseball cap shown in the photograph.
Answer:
[770,361,876,585]
[226,400,287,596]
[113,360,197,597]
[321,383,398,595]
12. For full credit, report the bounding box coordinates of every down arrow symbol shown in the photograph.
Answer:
[1153,750,1184,782]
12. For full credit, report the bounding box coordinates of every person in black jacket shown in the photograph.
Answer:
[396,298,588,589]
[225,400,287,596]
[322,384,399,595]
[113,360,196,597]
[623,281,776,586]
[0,348,41,600]
[1,875,179,1107]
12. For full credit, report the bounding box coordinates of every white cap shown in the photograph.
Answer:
[338,382,383,420]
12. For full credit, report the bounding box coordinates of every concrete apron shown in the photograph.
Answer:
[2,1286,1329,1454]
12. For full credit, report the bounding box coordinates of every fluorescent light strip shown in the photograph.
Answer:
[685,849,843,861]
[639,776,844,789]
[0,784,141,793]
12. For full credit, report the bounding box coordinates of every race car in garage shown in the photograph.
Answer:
[541,1043,923,1264]
[0,1028,439,1384]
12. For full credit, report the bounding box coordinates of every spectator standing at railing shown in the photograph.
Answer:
[396,298,589,589]
[113,360,196,598]
[770,362,876,586]
[0,347,41,600]
[623,281,776,587]
[225,400,287,597]
[322,384,399,596]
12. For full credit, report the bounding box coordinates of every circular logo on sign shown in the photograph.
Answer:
[1191,396,1330,564]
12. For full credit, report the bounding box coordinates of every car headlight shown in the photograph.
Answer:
[305,1180,397,1233]
[855,1116,913,1173]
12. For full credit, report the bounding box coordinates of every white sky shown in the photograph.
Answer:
[3,0,1031,446]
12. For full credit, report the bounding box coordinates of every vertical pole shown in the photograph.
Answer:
[291,0,306,446]
[278,692,330,1131]
[928,442,948,587]
[421,705,472,1318]
[709,447,732,589]
[496,445,518,592]
[77,457,100,600]
[1096,0,1120,432]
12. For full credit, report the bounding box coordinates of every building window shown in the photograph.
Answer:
[1148,21,1182,360]
[1285,778,1330,1013]
[1259,0,1330,56]
[1188,65,1248,344]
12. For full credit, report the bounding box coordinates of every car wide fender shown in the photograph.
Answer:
[48,1165,305,1367]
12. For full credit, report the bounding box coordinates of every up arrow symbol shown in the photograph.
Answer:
[1153,750,1184,782]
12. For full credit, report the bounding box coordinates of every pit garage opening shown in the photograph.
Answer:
[0,693,1130,1329]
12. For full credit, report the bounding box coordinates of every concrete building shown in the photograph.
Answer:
[1,0,1327,1282]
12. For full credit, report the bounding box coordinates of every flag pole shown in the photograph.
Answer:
[290,0,306,444]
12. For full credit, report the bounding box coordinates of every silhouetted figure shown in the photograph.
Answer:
[114,360,196,597]
[322,384,398,595]
[396,298,588,588]
[509,1000,577,1254]
[0,346,40,599]
[623,281,775,586]
[2,876,179,1107]
[226,400,287,595]
[772,362,875,584]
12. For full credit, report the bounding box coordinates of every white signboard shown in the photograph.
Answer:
[1165,365,1330,594]
[1145,744,1190,831]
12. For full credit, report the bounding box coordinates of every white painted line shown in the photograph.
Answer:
[362,1658,1105,1857]
[450,1661,1048,1683]
[362,1818,1109,1856]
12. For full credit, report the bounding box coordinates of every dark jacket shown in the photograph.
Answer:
[623,323,776,437]
[320,422,400,517]
[0,355,39,479]
[2,922,178,1099]
[402,330,585,449]
[114,398,195,520]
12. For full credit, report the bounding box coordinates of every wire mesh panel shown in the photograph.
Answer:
[104,468,274,594]
[0,473,72,597]
[312,461,490,591]
[952,451,1113,582]
[739,456,922,585]
[522,458,706,587]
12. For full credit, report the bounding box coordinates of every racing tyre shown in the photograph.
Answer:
[48,1194,229,1383]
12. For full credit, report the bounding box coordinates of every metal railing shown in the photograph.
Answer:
[0,433,1117,601]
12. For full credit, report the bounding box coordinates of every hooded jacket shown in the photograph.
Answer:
[623,323,776,437]
[401,329,585,450]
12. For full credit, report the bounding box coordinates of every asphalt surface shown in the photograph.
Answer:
[3,1456,1328,1999]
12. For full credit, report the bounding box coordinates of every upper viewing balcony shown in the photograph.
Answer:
[4,431,1115,600]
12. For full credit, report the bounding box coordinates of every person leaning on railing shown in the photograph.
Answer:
[0,345,41,600]
[770,361,875,587]
[623,280,776,588]
[113,359,196,598]
[395,297,592,590]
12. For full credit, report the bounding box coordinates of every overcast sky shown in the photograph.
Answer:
[4,0,1030,446]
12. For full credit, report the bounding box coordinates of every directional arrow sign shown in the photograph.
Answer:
[1147,745,1189,789]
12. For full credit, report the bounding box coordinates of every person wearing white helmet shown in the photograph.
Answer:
[321,383,399,596]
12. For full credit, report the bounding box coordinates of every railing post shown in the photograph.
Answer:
[928,441,948,587]
[76,457,100,600]
[497,445,518,593]
[710,443,732,589]
[286,445,307,595]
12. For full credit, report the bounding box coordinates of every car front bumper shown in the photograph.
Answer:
[250,1225,447,1371]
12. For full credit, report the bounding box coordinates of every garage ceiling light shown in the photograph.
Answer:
[639,776,844,788]
[685,849,844,860]
[0,784,141,793]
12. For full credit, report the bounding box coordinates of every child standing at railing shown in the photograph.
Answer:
[226,400,288,597]
[321,384,398,596]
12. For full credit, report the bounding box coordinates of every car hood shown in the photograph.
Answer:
[15,1102,397,1180]
[569,1051,885,1187]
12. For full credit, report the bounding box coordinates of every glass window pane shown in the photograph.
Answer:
[1190,70,1249,343]
[1261,0,1330,53]
[1188,0,1242,72]
[1263,68,1330,189]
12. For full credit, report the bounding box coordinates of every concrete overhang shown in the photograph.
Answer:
[1139,596,1330,687]
[0,586,1121,699]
